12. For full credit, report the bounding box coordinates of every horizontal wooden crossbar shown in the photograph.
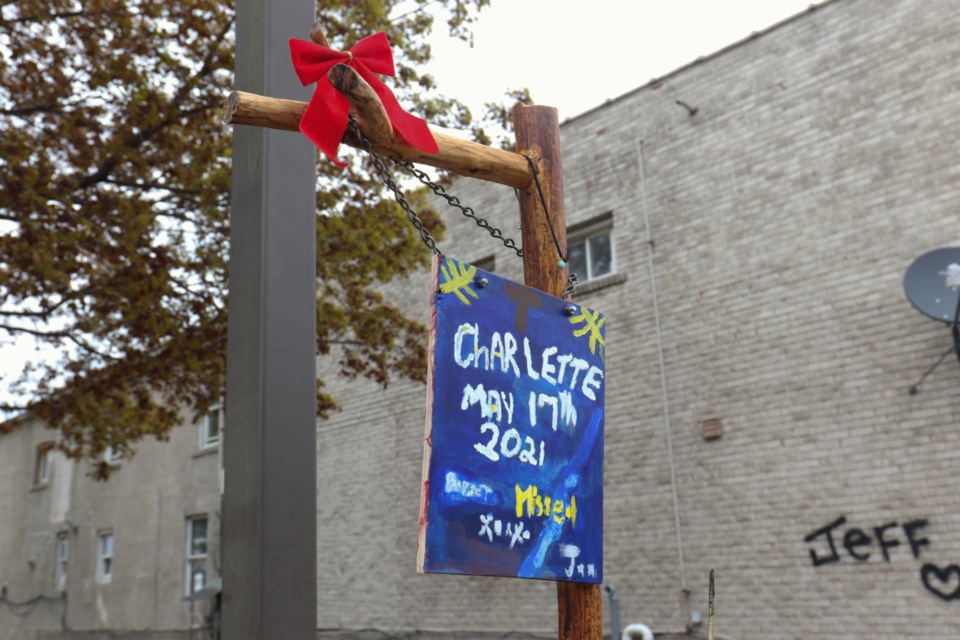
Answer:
[222,65,533,189]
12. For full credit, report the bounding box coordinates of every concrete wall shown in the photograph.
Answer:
[315,0,960,637]
[0,412,221,640]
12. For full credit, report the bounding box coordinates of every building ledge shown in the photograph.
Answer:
[193,446,219,459]
[572,271,627,297]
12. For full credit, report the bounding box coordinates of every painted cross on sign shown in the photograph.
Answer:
[417,255,605,583]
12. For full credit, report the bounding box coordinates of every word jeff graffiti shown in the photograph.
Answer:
[804,515,959,602]
[803,516,930,565]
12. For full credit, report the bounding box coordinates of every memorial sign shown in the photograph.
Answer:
[417,255,605,583]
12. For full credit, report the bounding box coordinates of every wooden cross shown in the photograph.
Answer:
[223,19,602,640]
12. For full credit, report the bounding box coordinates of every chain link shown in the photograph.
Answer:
[563,272,579,298]
[398,161,524,258]
[349,116,440,255]
[348,116,579,297]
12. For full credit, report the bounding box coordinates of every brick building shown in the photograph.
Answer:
[316,0,960,637]
[0,410,222,640]
[2,0,958,638]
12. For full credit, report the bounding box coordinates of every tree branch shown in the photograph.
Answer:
[71,13,230,193]
[0,103,59,116]
[0,402,28,415]
[0,10,85,25]
[0,323,69,339]
[0,289,94,322]
[103,178,204,195]
[66,333,122,361]
[0,309,50,319]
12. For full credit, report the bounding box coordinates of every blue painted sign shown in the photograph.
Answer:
[417,255,605,583]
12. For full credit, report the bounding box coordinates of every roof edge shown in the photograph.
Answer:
[559,0,839,127]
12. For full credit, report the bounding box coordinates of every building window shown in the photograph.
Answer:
[472,254,496,273]
[34,443,52,486]
[96,531,114,583]
[103,446,122,466]
[199,408,221,449]
[54,532,69,590]
[185,515,208,596]
[567,214,615,283]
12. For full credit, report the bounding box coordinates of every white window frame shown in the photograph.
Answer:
[185,515,209,596]
[567,214,616,283]
[102,446,122,466]
[96,530,114,583]
[54,532,69,590]
[34,444,51,486]
[199,407,222,449]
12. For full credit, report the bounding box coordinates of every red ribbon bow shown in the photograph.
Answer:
[289,32,439,166]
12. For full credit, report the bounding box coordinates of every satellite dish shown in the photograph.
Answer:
[904,247,960,395]
[903,247,960,323]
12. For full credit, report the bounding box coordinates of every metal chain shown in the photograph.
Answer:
[348,116,578,297]
[398,160,523,258]
[349,115,440,255]
[563,272,579,298]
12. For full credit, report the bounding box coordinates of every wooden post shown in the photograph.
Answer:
[513,104,604,640]
[224,46,604,637]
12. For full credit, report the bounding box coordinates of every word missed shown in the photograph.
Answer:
[515,483,578,526]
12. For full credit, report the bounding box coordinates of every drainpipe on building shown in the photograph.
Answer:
[636,138,690,628]
[604,584,620,639]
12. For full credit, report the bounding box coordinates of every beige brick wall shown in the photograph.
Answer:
[0,411,221,640]
[316,0,960,637]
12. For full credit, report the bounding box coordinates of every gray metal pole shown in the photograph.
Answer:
[223,1,317,639]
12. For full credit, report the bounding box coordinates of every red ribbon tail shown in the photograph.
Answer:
[300,83,351,167]
[356,65,439,155]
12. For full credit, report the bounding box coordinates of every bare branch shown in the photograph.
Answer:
[0,402,28,414]
[103,178,204,196]
[66,334,122,361]
[0,309,50,318]
[0,10,85,25]
[71,12,231,193]
[0,323,69,339]
[0,104,59,116]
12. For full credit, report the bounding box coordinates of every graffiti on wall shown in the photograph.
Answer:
[804,515,959,602]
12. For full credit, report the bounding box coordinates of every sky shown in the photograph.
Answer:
[0,0,821,412]
[427,0,819,123]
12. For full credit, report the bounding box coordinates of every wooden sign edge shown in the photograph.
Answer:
[416,253,441,573]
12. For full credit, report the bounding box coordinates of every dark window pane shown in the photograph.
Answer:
[588,233,613,277]
[207,411,220,440]
[568,241,587,281]
[191,518,208,555]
